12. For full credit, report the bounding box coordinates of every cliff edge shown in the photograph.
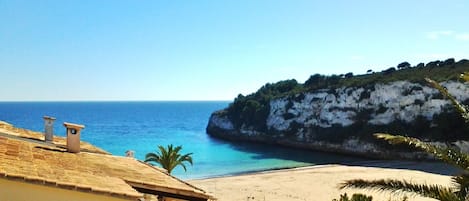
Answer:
[207,59,469,159]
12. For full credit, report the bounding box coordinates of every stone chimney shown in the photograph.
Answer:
[43,116,56,142]
[63,122,85,153]
[125,150,135,158]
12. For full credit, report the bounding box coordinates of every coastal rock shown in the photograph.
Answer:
[207,80,469,159]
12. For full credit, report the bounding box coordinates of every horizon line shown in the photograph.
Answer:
[0,100,232,103]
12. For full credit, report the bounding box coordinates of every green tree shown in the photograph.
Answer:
[397,61,411,70]
[340,75,469,201]
[145,144,193,174]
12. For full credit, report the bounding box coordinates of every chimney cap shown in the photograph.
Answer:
[125,150,135,158]
[43,116,56,120]
[63,122,85,129]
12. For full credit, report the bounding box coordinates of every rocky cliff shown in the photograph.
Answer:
[207,59,469,159]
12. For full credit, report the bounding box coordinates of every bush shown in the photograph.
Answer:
[332,193,373,201]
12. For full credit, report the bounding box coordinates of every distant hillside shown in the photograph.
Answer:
[206,58,469,159]
[226,58,469,131]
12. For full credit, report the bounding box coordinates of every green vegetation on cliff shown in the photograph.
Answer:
[226,58,469,130]
[227,79,302,130]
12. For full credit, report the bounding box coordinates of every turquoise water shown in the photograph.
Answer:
[0,101,367,179]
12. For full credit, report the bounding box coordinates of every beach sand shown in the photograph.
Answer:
[189,162,456,201]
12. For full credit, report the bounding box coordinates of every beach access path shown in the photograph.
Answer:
[189,161,459,201]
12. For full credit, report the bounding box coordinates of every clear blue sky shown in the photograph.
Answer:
[1,0,468,101]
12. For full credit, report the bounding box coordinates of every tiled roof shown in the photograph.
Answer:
[0,121,109,154]
[0,122,211,200]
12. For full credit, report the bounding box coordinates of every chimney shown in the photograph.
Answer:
[63,122,85,153]
[43,116,56,142]
[125,150,135,158]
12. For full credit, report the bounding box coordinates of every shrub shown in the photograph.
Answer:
[397,62,411,70]
[332,193,373,201]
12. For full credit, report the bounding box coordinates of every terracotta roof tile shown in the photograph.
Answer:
[0,122,211,200]
[0,122,109,154]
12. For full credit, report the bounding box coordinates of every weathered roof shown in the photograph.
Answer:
[0,121,109,154]
[0,122,211,200]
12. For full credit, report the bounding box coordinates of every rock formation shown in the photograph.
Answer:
[207,59,469,159]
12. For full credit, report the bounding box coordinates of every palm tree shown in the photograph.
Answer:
[341,75,469,201]
[145,144,193,174]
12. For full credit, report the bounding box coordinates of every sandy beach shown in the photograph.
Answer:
[189,161,458,201]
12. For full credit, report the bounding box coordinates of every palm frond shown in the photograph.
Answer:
[179,162,187,172]
[339,74,469,201]
[145,144,193,174]
[374,133,469,170]
[437,190,465,201]
[144,153,160,163]
[452,173,469,199]
[425,78,469,123]
[180,153,193,165]
[158,145,168,157]
[341,179,457,200]
[173,145,183,153]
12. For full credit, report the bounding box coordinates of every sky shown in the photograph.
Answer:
[1,0,469,101]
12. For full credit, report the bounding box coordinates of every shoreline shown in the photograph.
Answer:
[187,159,460,180]
[189,161,459,201]
[186,164,328,180]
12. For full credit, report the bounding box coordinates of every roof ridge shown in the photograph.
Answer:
[136,160,211,195]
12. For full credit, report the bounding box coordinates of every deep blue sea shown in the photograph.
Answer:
[0,101,367,179]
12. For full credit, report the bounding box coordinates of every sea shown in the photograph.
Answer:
[0,101,368,179]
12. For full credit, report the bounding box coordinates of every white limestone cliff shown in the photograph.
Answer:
[266,81,469,132]
[207,80,469,159]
